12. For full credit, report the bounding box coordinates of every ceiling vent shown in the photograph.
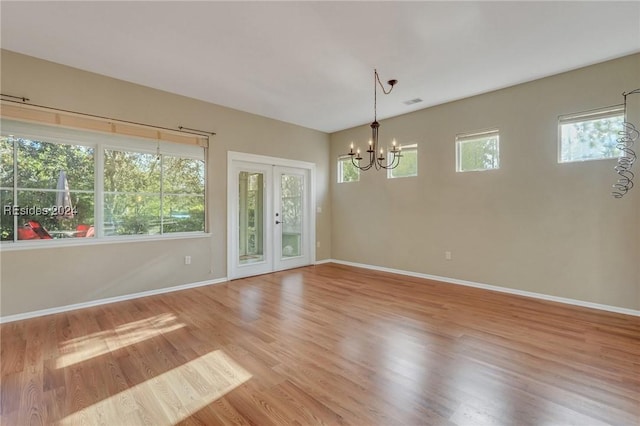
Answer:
[403,98,423,105]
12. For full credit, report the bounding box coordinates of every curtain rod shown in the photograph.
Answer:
[1,94,30,102]
[178,126,215,135]
[0,94,216,137]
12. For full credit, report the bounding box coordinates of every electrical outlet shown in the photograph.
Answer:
[445,251,452,261]
[185,255,191,265]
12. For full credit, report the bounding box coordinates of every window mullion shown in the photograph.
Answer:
[95,144,104,238]
[160,154,164,235]
[12,137,18,242]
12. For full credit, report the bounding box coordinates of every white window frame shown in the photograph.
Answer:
[1,119,207,250]
[387,143,418,179]
[337,154,360,183]
[456,129,500,172]
[558,105,624,163]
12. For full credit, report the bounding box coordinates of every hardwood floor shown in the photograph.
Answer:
[1,263,639,425]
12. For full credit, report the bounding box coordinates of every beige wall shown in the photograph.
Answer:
[2,50,639,316]
[0,50,332,317]
[331,54,640,310]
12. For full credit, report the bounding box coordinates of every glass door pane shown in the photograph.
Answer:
[238,171,264,265]
[228,156,312,280]
[279,173,303,258]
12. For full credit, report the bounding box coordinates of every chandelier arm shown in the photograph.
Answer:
[354,160,374,171]
[376,151,401,169]
[368,149,377,170]
[351,152,375,171]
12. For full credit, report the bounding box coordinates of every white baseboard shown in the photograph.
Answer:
[328,259,640,317]
[3,260,638,323]
[0,277,228,324]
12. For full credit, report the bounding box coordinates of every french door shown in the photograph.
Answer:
[228,152,315,279]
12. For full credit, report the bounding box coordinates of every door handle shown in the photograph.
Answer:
[275,220,281,225]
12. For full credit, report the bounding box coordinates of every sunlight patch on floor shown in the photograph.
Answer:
[56,313,185,368]
[57,349,252,425]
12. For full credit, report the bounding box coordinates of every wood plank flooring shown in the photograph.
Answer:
[1,263,639,425]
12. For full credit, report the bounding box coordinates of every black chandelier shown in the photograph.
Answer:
[347,69,401,171]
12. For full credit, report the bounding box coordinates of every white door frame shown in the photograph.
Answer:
[227,151,316,280]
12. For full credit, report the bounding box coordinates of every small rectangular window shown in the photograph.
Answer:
[558,106,624,163]
[387,143,418,179]
[337,155,359,183]
[456,129,500,172]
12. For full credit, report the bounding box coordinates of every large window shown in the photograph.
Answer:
[387,143,418,179]
[1,119,205,244]
[337,155,359,183]
[558,106,624,163]
[456,129,500,172]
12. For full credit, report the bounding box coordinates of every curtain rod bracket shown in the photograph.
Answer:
[1,93,30,102]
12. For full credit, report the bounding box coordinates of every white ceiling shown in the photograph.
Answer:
[2,1,639,133]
